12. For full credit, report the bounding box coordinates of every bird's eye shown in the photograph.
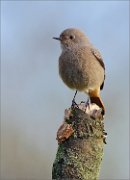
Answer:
[69,35,75,40]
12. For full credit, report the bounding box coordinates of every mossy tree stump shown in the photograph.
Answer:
[52,103,107,180]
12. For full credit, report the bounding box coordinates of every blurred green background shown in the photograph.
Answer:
[1,1,129,180]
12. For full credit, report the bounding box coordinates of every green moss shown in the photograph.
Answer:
[65,118,72,124]
[52,106,105,180]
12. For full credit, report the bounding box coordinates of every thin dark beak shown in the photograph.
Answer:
[53,37,61,41]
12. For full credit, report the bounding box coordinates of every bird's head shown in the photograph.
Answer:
[53,28,90,50]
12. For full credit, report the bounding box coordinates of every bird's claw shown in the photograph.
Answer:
[71,90,79,109]
[71,99,79,109]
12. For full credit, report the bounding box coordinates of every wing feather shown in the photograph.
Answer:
[91,48,105,90]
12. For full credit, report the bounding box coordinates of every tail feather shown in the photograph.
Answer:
[90,96,105,115]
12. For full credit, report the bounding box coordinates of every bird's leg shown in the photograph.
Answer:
[80,98,89,105]
[71,90,79,108]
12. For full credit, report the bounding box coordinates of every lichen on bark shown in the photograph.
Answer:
[52,103,106,180]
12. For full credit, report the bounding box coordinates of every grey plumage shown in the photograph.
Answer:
[53,28,105,114]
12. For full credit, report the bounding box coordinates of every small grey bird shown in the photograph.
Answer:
[53,28,105,114]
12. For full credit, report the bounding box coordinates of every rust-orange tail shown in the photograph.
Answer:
[90,96,105,115]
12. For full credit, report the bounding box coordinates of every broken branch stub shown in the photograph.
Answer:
[52,103,107,180]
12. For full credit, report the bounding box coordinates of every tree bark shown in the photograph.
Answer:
[52,103,106,180]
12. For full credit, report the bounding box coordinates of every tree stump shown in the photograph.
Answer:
[52,103,107,180]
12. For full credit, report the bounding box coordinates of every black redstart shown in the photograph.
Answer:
[53,28,105,114]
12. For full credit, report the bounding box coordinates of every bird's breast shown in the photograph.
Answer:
[59,51,89,90]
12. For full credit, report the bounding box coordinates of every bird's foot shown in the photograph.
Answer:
[71,90,79,109]
[71,99,79,109]
[79,98,89,105]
